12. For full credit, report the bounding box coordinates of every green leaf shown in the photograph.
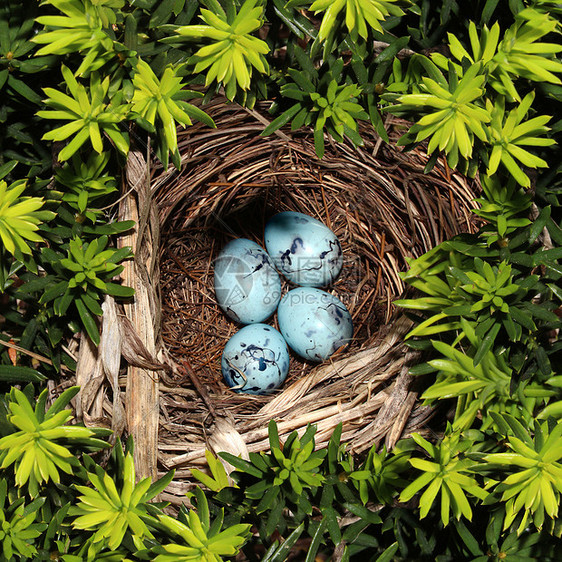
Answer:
[342,502,382,525]
[264,523,304,562]
[265,497,284,537]
[529,206,550,244]
[7,75,42,104]
[83,220,136,236]
[0,160,18,181]
[47,387,81,418]
[257,485,280,514]
[455,520,483,555]
[536,247,562,262]
[0,365,45,384]
[150,0,179,27]
[523,301,559,323]
[219,452,263,478]
[409,363,437,375]
[510,307,536,331]
[400,470,434,502]
[144,469,175,501]
[375,542,399,562]
[323,506,341,544]
[481,0,501,23]
[292,45,318,77]
[262,104,302,136]
[287,68,316,94]
[473,322,501,366]
[375,36,410,63]
[80,293,103,316]
[314,126,325,158]
[75,298,100,345]
[503,414,533,445]
[538,401,562,419]
[104,283,135,298]
[304,518,326,562]
[268,419,280,449]
[124,13,138,50]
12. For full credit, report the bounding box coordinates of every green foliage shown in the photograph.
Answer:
[400,429,489,526]
[531,0,562,14]
[0,390,205,561]
[307,0,406,41]
[388,62,491,169]
[55,152,117,220]
[194,420,562,558]
[131,59,214,169]
[485,415,562,534]
[386,8,561,183]
[174,0,270,101]
[0,390,222,561]
[486,92,555,187]
[70,451,163,552]
[0,480,47,560]
[220,421,327,533]
[455,508,544,562]
[238,421,324,493]
[472,175,532,246]
[0,2,54,175]
[154,487,251,561]
[350,441,412,505]
[263,54,369,157]
[454,261,519,317]
[397,248,539,364]
[0,177,55,261]
[397,206,561,454]
[0,2,51,104]
[38,65,130,161]
[422,319,554,431]
[0,386,109,497]
[33,0,124,77]
[0,364,45,384]
[386,3,562,551]
[210,422,397,557]
[39,235,134,344]
[190,450,232,493]
[431,10,562,102]
[389,3,562,530]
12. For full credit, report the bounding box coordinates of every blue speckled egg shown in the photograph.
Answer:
[277,287,353,362]
[221,324,290,394]
[265,211,343,287]
[214,239,281,324]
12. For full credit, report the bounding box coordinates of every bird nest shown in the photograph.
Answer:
[145,98,479,495]
[73,96,480,500]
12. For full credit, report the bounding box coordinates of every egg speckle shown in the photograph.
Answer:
[214,239,281,324]
[265,211,343,287]
[277,287,353,362]
[221,324,290,394]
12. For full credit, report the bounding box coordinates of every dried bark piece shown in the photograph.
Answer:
[75,333,104,424]
[100,297,126,439]
[118,148,161,481]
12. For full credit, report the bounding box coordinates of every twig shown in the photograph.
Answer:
[243,106,291,141]
[176,359,217,419]
[0,337,72,373]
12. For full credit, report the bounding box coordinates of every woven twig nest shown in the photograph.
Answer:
[141,97,479,494]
